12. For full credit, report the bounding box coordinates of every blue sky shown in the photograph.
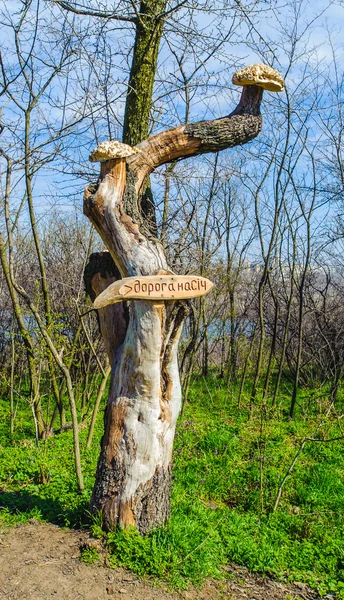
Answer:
[1,0,343,243]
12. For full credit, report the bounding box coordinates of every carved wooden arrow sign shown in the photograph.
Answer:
[94,275,214,309]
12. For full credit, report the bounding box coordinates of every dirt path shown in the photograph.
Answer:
[0,522,320,600]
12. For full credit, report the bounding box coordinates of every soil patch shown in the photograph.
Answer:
[0,522,321,600]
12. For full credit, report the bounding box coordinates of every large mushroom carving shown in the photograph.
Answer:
[89,140,141,162]
[84,64,284,533]
[232,63,284,92]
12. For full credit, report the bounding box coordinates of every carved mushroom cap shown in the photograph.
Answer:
[232,63,284,92]
[89,140,140,162]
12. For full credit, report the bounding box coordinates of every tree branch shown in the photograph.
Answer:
[128,85,263,195]
[51,0,137,22]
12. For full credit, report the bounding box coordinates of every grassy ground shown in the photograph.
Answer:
[0,375,344,596]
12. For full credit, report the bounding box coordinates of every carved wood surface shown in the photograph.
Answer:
[84,251,127,364]
[85,73,278,532]
[93,275,214,308]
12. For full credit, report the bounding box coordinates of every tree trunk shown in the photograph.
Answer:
[85,83,267,532]
[90,300,184,532]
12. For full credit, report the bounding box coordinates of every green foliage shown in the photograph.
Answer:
[106,517,225,589]
[1,378,344,596]
[0,396,99,528]
[80,546,101,564]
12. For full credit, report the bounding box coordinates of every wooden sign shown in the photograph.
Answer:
[94,275,214,309]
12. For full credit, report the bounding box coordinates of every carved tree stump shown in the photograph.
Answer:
[84,65,284,533]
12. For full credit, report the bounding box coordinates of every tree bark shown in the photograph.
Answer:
[84,251,127,364]
[86,84,265,532]
[123,0,168,231]
[90,299,185,532]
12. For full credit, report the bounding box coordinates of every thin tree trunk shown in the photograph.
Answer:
[238,324,257,408]
[10,328,15,435]
[227,289,237,383]
[263,273,279,399]
[289,157,316,419]
[161,162,176,244]
[1,173,84,489]
[250,278,266,404]
[272,233,296,408]
[0,159,45,436]
[51,322,83,431]
[25,110,63,433]
[86,365,111,450]
[330,364,342,403]
[289,286,304,419]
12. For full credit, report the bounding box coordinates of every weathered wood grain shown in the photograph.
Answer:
[85,66,277,533]
[93,275,213,308]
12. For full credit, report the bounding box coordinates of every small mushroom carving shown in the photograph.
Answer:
[232,63,284,92]
[89,140,141,163]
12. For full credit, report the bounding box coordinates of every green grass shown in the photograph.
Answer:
[1,376,344,596]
